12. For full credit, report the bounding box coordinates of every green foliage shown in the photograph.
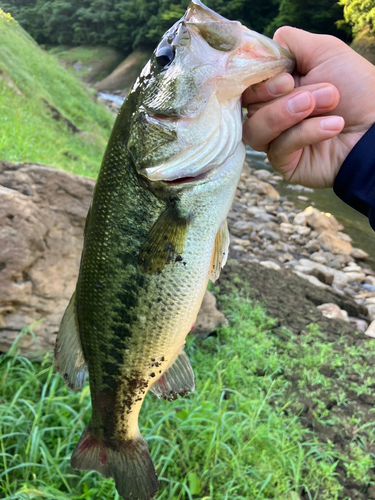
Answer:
[0,15,114,176]
[0,294,349,500]
[264,0,351,40]
[1,0,282,54]
[2,0,353,52]
[339,0,375,36]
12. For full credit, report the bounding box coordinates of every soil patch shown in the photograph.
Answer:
[216,260,375,500]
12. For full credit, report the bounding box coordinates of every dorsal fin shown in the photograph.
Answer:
[54,292,88,391]
[150,349,194,401]
[208,219,229,282]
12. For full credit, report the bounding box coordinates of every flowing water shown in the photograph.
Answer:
[246,148,375,269]
[98,92,126,105]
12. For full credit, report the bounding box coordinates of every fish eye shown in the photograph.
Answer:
[155,45,175,69]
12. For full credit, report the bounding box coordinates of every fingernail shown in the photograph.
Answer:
[267,74,293,96]
[320,116,344,131]
[287,92,312,113]
[312,87,335,108]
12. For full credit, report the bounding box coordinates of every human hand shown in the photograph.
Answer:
[243,27,375,188]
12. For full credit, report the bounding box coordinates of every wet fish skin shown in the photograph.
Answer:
[54,1,295,499]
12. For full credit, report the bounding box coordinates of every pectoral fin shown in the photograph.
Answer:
[208,220,229,282]
[150,349,194,401]
[139,201,189,274]
[54,292,88,391]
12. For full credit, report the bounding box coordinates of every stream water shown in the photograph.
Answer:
[246,148,375,269]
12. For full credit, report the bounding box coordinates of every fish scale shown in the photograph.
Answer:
[54,1,295,499]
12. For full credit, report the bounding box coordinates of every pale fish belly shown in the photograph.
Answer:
[115,141,246,440]
[126,139,246,381]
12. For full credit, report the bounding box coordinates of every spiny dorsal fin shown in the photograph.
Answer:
[54,291,88,391]
[138,201,189,274]
[150,349,194,401]
[208,219,229,282]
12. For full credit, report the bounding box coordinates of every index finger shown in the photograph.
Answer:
[242,72,295,107]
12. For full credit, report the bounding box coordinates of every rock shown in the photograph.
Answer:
[259,229,280,241]
[362,284,375,293]
[260,261,281,271]
[253,213,278,223]
[247,178,280,199]
[351,247,369,260]
[349,317,368,333]
[318,303,348,321]
[297,195,309,202]
[253,169,273,181]
[242,161,251,177]
[368,305,375,321]
[0,161,95,354]
[191,290,227,338]
[309,268,334,286]
[343,264,362,273]
[294,206,343,233]
[310,252,328,264]
[365,320,375,338]
[344,272,365,283]
[294,271,328,289]
[277,212,289,224]
[230,237,250,247]
[364,276,375,286]
[281,252,294,263]
[295,263,334,286]
[297,259,349,288]
[318,231,353,255]
[305,239,321,254]
[231,245,246,252]
[247,206,266,215]
[338,254,354,264]
[296,225,311,236]
[293,212,307,226]
[337,231,353,243]
[229,220,255,237]
[366,297,375,304]
[264,204,278,214]
[265,244,276,253]
[279,222,294,234]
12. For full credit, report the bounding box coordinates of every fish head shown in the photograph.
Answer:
[128,0,295,184]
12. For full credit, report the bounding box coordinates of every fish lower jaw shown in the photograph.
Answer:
[161,169,210,185]
[161,141,245,187]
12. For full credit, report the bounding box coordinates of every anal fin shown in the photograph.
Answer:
[208,219,229,282]
[54,291,88,391]
[150,349,194,401]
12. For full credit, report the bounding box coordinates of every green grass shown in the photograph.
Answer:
[48,46,124,83]
[0,12,114,177]
[1,292,355,500]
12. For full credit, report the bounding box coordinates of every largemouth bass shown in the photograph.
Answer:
[55,1,294,499]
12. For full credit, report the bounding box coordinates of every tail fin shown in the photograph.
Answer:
[71,424,159,500]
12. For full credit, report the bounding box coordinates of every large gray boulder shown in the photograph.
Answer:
[0,161,94,354]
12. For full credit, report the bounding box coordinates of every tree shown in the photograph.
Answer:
[264,0,351,41]
[339,0,375,36]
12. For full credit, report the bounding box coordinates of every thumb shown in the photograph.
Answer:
[273,26,345,76]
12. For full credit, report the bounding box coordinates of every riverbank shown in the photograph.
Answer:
[227,154,375,336]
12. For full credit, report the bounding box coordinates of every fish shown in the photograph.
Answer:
[54,1,295,499]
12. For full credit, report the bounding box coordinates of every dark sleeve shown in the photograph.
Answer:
[333,123,375,231]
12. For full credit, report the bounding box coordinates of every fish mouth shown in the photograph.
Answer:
[162,170,210,185]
